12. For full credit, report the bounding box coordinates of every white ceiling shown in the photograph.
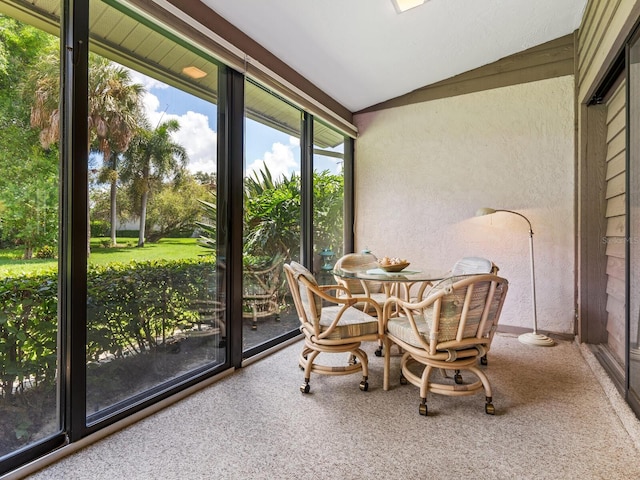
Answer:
[200,0,588,112]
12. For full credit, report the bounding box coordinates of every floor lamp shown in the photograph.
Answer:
[475,208,555,346]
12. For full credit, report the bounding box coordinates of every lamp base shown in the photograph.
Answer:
[518,332,555,346]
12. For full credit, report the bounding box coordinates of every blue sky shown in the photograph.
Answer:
[128,70,343,179]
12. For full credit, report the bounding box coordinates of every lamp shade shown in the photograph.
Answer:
[476,207,497,217]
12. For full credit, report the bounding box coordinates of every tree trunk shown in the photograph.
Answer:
[110,178,117,246]
[138,189,148,247]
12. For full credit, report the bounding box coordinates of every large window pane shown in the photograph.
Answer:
[86,1,223,420]
[313,119,345,285]
[0,7,61,458]
[243,80,301,350]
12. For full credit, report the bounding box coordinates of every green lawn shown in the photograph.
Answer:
[0,237,208,275]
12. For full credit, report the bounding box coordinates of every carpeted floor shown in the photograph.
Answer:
[23,333,640,479]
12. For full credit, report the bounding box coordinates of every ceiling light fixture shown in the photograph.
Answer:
[182,66,207,79]
[391,0,425,13]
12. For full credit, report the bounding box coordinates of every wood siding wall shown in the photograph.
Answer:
[575,0,640,348]
[605,79,626,364]
[577,0,640,102]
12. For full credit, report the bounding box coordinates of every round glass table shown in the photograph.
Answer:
[332,263,447,285]
[332,262,448,301]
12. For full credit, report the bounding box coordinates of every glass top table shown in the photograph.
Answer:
[331,263,447,284]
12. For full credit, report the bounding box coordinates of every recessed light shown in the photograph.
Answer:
[391,0,425,13]
[182,66,207,79]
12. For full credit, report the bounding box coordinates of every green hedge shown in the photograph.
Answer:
[0,257,218,400]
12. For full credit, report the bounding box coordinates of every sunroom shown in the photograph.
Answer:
[1,0,640,477]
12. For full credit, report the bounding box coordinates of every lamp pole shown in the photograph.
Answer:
[476,208,554,346]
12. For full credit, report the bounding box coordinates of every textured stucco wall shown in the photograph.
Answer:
[353,76,575,334]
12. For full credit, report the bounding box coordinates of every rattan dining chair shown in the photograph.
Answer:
[333,252,389,313]
[284,261,382,394]
[242,253,286,330]
[382,273,508,416]
[449,256,499,365]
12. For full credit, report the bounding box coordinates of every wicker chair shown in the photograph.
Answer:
[448,256,498,366]
[284,261,382,393]
[333,252,390,312]
[243,254,285,330]
[382,273,508,416]
[412,256,499,303]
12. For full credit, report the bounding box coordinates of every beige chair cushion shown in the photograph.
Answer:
[423,276,491,341]
[319,306,380,340]
[450,257,494,275]
[387,314,430,347]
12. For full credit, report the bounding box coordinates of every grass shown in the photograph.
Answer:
[0,237,208,276]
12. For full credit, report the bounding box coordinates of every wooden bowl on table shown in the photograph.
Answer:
[377,261,410,272]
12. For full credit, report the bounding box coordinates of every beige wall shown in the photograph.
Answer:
[353,75,575,334]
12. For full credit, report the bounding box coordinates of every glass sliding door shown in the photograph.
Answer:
[628,34,640,408]
[86,0,224,421]
[312,119,346,285]
[243,80,302,351]
[0,2,62,460]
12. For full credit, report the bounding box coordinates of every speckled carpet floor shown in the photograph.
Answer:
[21,333,640,479]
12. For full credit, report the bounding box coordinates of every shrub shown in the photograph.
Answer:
[34,245,56,259]
[0,257,218,400]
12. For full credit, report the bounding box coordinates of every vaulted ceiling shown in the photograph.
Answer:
[200,0,588,112]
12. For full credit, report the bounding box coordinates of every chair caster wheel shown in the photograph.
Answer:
[454,373,463,384]
[400,375,408,385]
[300,384,310,394]
[251,324,257,330]
[374,348,382,357]
[485,403,495,415]
[480,355,488,366]
[419,403,428,416]
[359,380,369,391]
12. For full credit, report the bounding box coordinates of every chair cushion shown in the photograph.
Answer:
[387,314,430,347]
[319,306,379,340]
[423,276,491,341]
[450,257,493,275]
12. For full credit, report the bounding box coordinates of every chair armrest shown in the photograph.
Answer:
[318,284,352,297]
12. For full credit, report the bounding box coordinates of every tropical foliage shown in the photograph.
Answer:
[0,17,58,259]
[198,164,344,262]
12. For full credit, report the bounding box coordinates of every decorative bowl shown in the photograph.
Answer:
[377,261,410,272]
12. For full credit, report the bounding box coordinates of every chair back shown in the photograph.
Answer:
[427,274,507,352]
[450,257,498,276]
[333,252,382,295]
[283,261,323,328]
[392,274,508,356]
[243,253,285,298]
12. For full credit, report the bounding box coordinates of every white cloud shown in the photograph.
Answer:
[128,69,169,91]
[141,91,217,174]
[246,141,298,180]
[123,67,218,174]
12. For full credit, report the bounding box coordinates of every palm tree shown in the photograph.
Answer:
[30,53,145,250]
[121,119,188,247]
[88,57,145,246]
